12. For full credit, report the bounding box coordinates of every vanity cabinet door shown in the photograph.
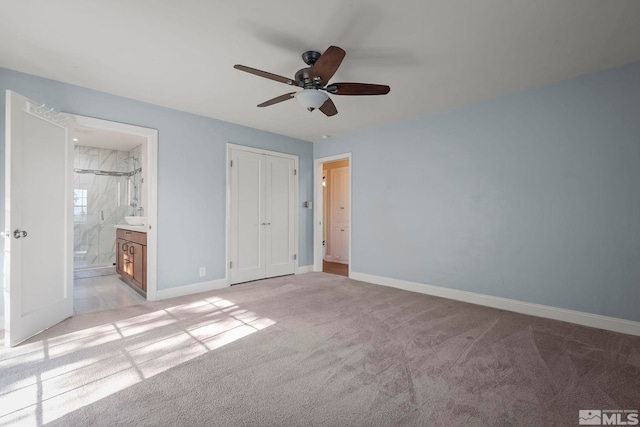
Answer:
[116,229,147,294]
[129,242,144,290]
[116,238,128,277]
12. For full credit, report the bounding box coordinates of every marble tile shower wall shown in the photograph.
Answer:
[128,144,143,215]
[74,146,130,270]
[129,144,141,166]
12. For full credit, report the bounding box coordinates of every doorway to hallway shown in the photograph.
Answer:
[314,153,351,277]
[321,159,350,277]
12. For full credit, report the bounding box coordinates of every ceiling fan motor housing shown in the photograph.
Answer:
[295,67,318,88]
[298,51,325,88]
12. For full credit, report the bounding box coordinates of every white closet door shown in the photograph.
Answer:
[329,224,343,260]
[230,150,266,284]
[340,225,350,263]
[265,155,295,277]
[328,167,349,263]
[333,167,349,223]
[230,148,296,285]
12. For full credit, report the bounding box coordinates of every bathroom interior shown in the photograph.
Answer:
[72,127,148,314]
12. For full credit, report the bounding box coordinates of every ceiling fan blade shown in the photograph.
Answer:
[257,92,296,107]
[310,46,346,84]
[327,83,390,95]
[234,64,294,85]
[319,97,338,117]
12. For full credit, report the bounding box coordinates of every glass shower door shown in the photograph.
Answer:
[73,174,127,269]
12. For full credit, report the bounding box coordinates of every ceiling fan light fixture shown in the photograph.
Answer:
[295,89,328,111]
[234,45,390,117]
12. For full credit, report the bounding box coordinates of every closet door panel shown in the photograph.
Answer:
[265,155,295,277]
[230,150,266,284]
[339,167,350,221]
[328,167,349,262]
[334,167,349,223]
[340,225,350,263]
[330,224,343,260]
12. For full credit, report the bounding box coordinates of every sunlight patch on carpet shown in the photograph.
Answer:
[0,297,275,425]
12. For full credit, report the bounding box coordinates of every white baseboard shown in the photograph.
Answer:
[157,268,315,300]
[350,272,640,337]
[156,278,229,301]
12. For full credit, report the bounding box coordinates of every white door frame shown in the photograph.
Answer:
[314,153,352,276]
[226,143,299,284]
[70,114,159,301]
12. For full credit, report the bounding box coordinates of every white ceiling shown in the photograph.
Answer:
[2,1,640,143]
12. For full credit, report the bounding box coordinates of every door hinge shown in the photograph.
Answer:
[229,261,233,268]
[293,254,297,260]
[294,169,297,175]
[230,160,233,167]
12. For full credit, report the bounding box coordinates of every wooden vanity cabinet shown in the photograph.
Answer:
[116,229,147,293]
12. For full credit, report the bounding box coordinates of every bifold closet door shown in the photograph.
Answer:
[229,149,295,285]
[265,155,295,277]
[230,150,266,284]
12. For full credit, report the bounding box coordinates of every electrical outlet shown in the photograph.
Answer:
[199,267,206,277]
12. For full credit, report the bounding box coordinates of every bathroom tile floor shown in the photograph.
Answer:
[74,267,119,279]
[74,273,146,315]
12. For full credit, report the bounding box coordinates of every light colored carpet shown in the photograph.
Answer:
[1,273,638,426]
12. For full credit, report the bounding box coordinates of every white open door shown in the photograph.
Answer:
[3,90,74,347]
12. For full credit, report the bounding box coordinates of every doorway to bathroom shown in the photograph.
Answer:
[73,133,143,272]
[3,91,158,346]
[70,114,158,315]
[313,153,351,277]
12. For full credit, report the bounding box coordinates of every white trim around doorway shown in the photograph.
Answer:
[69,114,159,301]
[313,153,352,276]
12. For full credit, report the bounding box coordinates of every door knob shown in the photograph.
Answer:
[13,229,28,239]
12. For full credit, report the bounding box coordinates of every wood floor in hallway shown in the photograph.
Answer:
[323,260,348,277]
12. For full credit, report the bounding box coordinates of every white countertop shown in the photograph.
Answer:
[115,225,148,233]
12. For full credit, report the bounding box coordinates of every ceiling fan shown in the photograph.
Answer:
[234,46,390,117]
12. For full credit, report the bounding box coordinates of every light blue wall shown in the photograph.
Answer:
[0,68,314,315]
[315,62,640,322]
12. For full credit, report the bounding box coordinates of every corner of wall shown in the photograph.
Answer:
[296,265,314,274]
